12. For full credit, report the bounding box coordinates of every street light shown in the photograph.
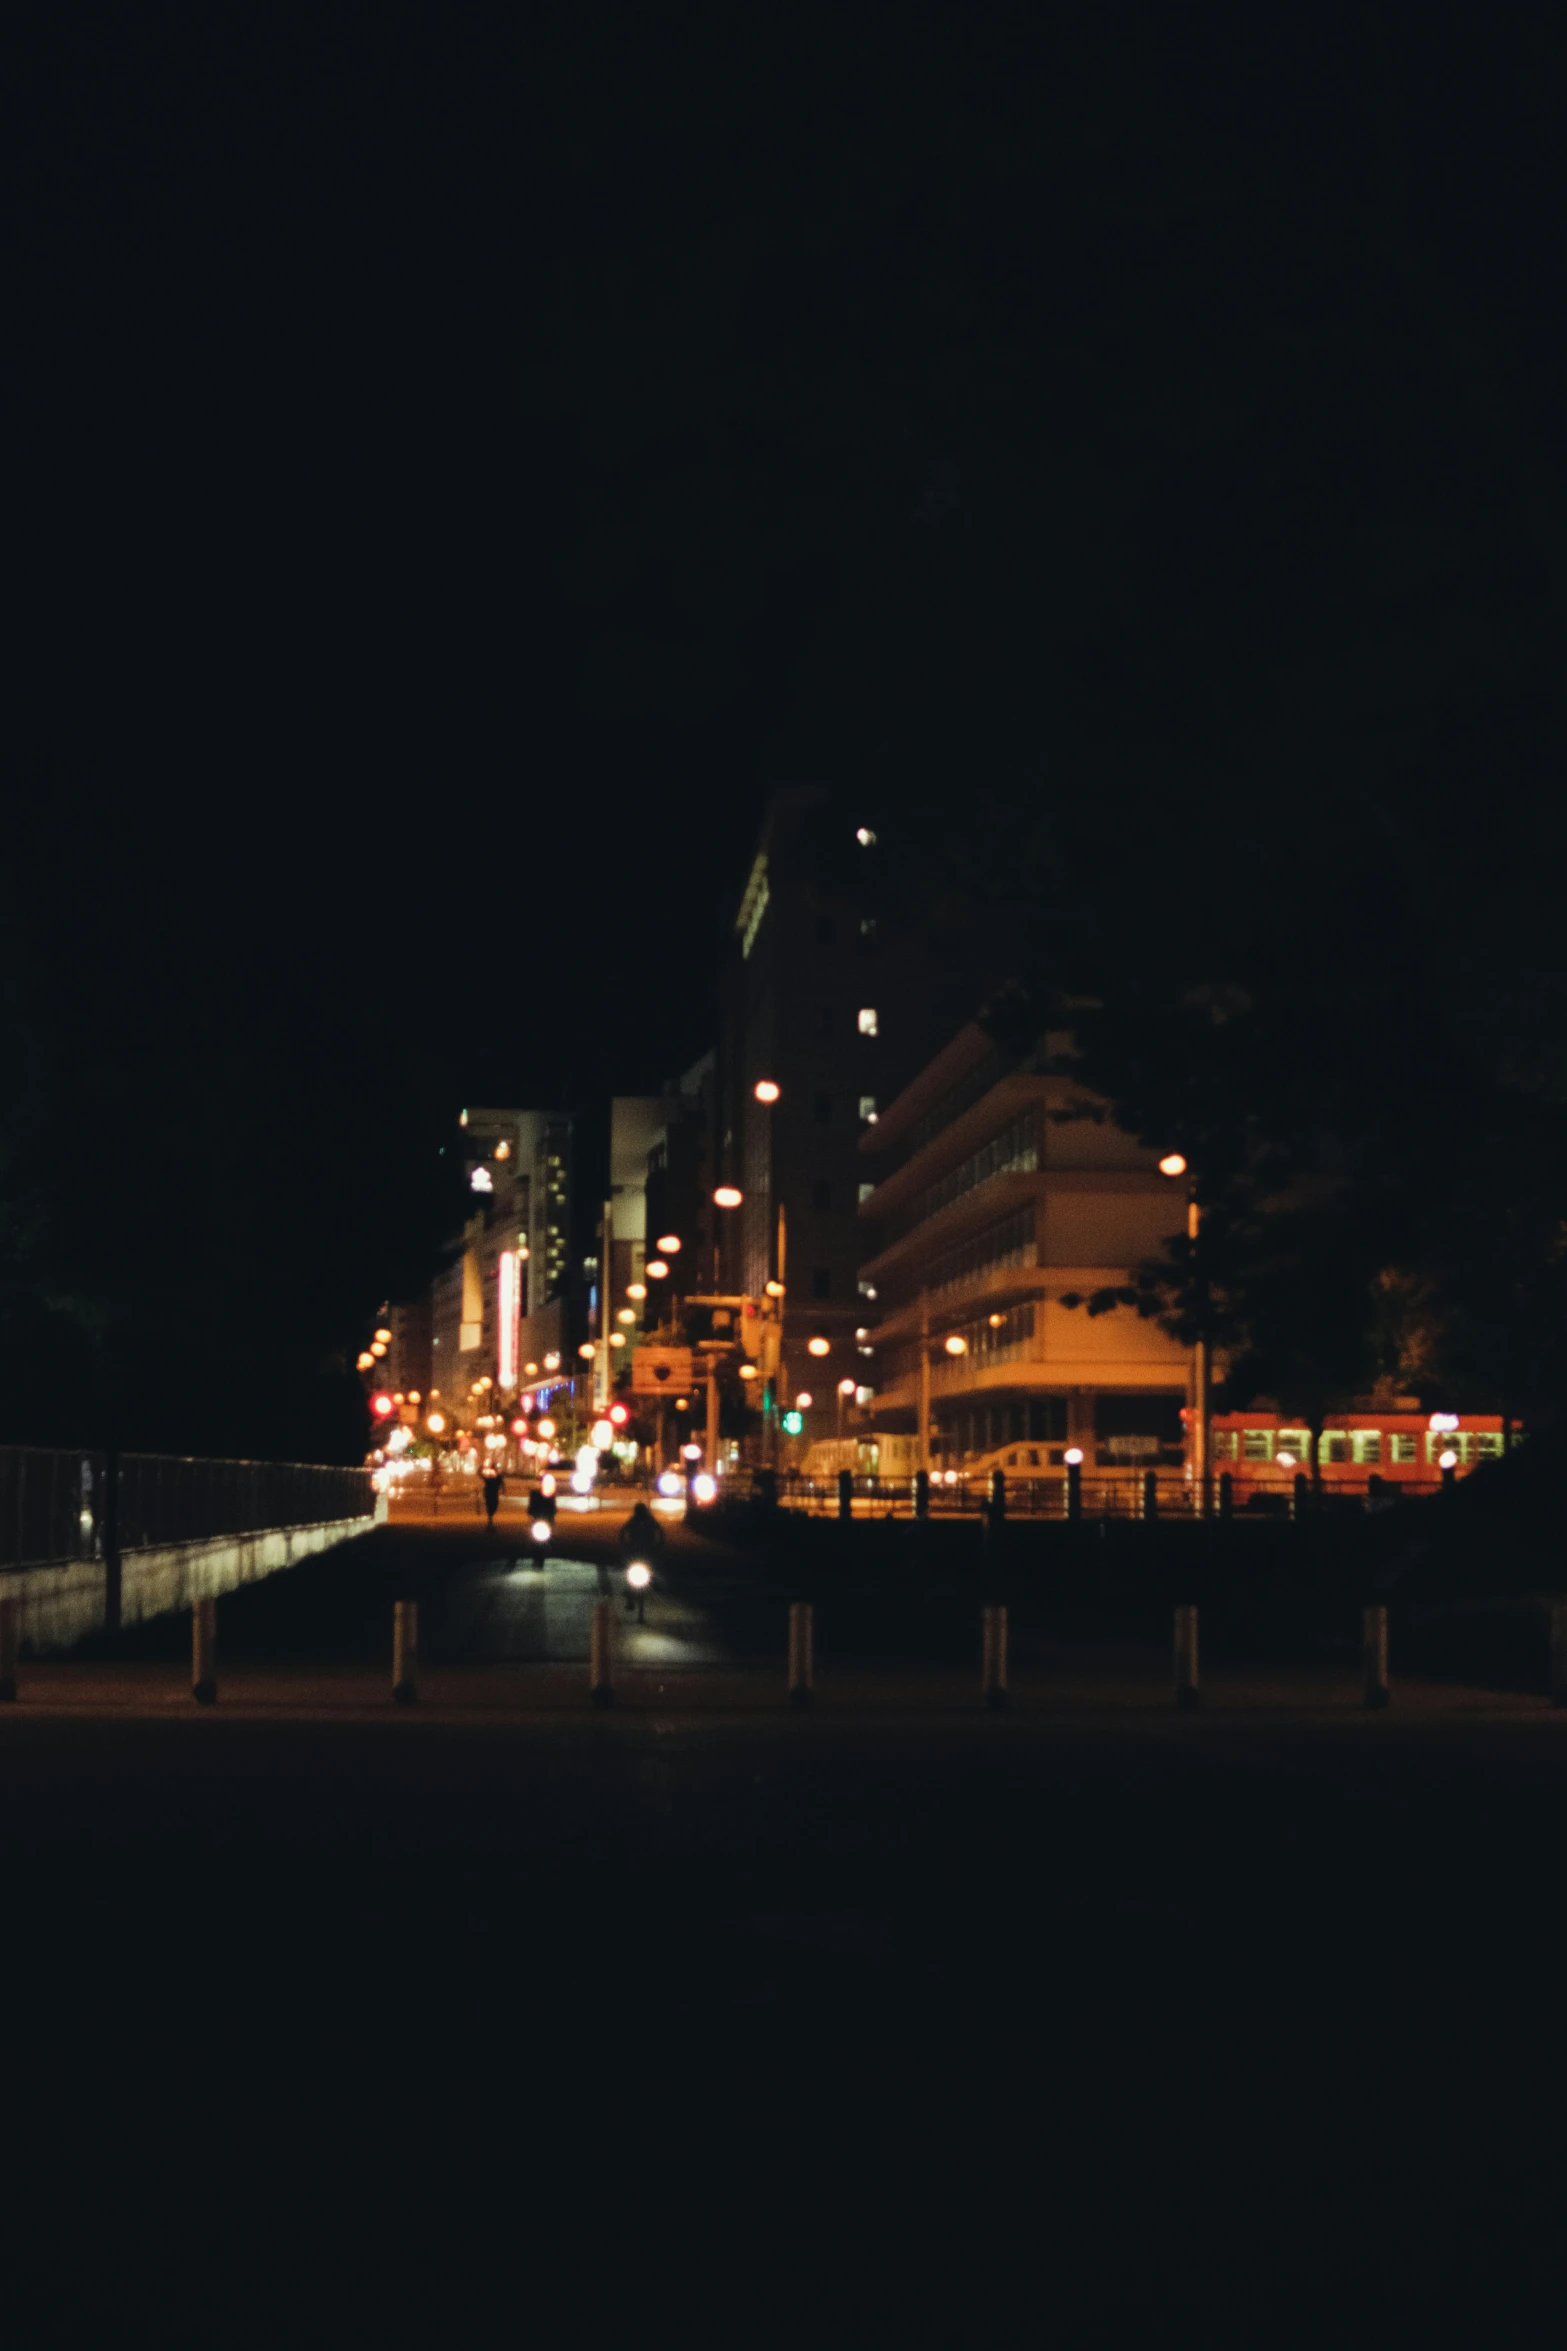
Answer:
[944,1334,968,1356]
[753,1079,781,1103]
[646,1260,669,1280]
[836,1375,856,1440]
[795,1391,813,1410]
[656,1235,681,1254]
[714,1186,743,1209]
[807,1336,831,1358]
[1160,1151,1210,1513]
[627,1283,647,1301]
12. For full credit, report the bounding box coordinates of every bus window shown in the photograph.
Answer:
[1242,1430,1274,1461]
[1389,1433,1417,1464]
[1278,1429,1311,1462]
[1473,1433,1504,1460]
[1352,1431,1382,1465]
[1211,1430,1239,1461]
[1319,1434,1348,1464]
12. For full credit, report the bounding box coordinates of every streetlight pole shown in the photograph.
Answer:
[919,1291,931,1477]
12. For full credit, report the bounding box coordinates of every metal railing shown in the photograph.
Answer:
[0,1447,375,1571]
[764,1471,1450,1520]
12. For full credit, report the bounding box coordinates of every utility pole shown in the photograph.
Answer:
[919,1291,931,1476]
[595,1197,612,1414]
[1189,1193,1210,1517]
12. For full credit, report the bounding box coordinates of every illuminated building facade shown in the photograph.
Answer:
[856,1022,1191,1467]
[718,788,1014,1434]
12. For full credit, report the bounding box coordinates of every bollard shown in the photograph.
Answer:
[1291,1472,1310,1521]
[392,1599,418,1704]
[914,1469,930,1520]
[1550,1603,1567,1709]
[1217,1471,1233,1521]
[1362,1603,1390,1710]
[1441,1460,1457,1497]
[1064,1460,1082,1522]
[837,1469,853,1523]
[1173,1604,1199,1709]
[788,1602,815,1710]
[989,1469,1006,1526]
[192,1597,217,1705]
[0,1595,18,1702]
[1141,1470,1158,1522]
[981,1604,1009,1712]
[589,1597,616,1709]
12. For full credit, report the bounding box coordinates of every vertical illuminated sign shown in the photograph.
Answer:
[498,1251,518,1389]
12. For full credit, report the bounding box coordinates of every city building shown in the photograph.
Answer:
[855,1020,1192,1470]
[718,787,1017,1434]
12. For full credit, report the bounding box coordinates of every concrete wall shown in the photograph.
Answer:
[5,1512,380,1653]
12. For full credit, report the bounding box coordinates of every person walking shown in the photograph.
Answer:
[482,1466,503,1527]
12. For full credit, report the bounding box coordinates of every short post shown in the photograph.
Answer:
[787,1601,814,1710]
[589,1597,616,1709]
[1365,1472,1386,1513]
[1362,1603,1390,1710]
[0,1595,18,1702]
[989,1468,1006,1526]
[913,1469,930,1521]
[192,1596,217,1705]
[1141,1469,1158,1522]
[1441,1459,1457,1497]
[1549,1603,1567,1709]
[1290,1472,1310,1520]
[981,1603,1009,1712]
[1173,1603,1199,1710]
[1217,1471,1233,1521]
[837,1469,852,1523]
[1065,1460,1082,1522]
[392,1599,418,1704]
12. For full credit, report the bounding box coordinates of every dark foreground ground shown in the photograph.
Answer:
[4,1517,1564,2345]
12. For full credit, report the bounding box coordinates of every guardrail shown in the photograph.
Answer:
[0,1447,375,1572]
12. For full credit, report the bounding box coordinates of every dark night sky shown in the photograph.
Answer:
[6,2,1567,1451]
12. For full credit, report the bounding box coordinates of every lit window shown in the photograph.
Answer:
[857,1007,878,1036]
[469,1167,493,1194]
[1351,1430,1381,1464]
[858,1182,874,1204]
[1241,1430,1273,1461]
[1319,1433,1348,1464]
[856,826,877,846]
[1210,1430,1237,1460]
[1389,1433,1417,1464]
[859,1095,878,1122]
[858,1280,877,1300]
[1278,1429,1311,1462]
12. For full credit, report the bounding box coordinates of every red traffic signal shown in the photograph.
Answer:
[510,1417,528,1436]
[370,1392,395,1419]
[608,1402,630,1427]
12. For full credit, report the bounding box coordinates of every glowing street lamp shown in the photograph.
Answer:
[944,1334,968,1356]
[627,1283,647,1301]
[617,1308,637,1324]
[369,1340,388,1358]
[578,1342,596,1361]
[807,1336,831,1358]
[753,1079,781,1104]
[656,1235,681,1254]
[374,1327,393,1344]
[795,1391,813,1411]
[738,1363,758,1381]
[426,1412,447,1436]
[713,1186,743,1209]
[1159,1151,1210,1511]
[646,1260,669,1281]
[356,1351,375,1371]
[1157,1152,1188,1179]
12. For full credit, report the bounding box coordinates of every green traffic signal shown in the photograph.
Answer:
[782,1409,804,1435]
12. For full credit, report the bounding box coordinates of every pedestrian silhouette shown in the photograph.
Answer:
[482,1468,503,1526]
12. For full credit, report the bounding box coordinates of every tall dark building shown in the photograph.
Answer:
[718,787,1015,1438]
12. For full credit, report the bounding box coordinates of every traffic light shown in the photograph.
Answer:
[782,1409,804,1436]
[608,1401,630,1428]
[370,1392,395,1420]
